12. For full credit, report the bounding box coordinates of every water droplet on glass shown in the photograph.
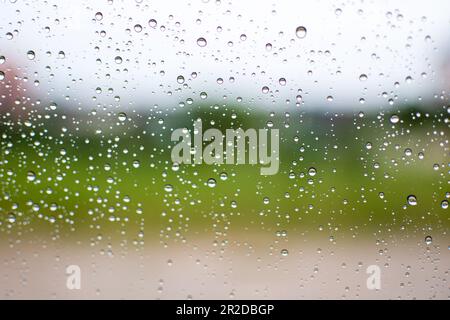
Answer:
[148,19,157,28]
[49,102,57,110]
[27,171,36,182]
[425,236,432,245]
[177,75,185,84]
[207,178,216,188]
[196,37,207,47]
[118,112,127,122]
[95,12,103,21]
[27,50,35,60]
[390,115,399,124]
[407,195,417,206]
[220,172,228,181]
[295,26,307,39]
[7,213,16,224]
[171,162,180,171]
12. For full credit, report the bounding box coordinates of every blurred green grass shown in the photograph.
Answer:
[0,104,448,239]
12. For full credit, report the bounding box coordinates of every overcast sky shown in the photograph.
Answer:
[1,0,450,112]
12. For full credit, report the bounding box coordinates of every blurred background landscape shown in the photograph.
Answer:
[0,0,448,299]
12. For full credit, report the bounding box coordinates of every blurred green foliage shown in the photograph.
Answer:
[0,103,448,240]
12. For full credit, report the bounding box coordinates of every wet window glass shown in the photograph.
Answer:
[0,0,449,299]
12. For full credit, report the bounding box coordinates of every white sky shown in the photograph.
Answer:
[1,0,450,111]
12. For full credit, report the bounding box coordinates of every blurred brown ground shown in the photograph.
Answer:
[1,234,448,299]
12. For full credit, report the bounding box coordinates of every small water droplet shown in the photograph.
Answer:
[390,114,399,124]
[95,12,103,21]
[7,213,16,223]
[118,112,127,122]
[27,50,35,60]
[27,171,36,182]
[219,172,228,181]
[49,102,58,110]
[196,37,207,47]
[207,178,216,188]
[148,19,157,28]
[295,26,307,39]
[407,195,417,206]
[404,148,412,157]
[177,75,185,84]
